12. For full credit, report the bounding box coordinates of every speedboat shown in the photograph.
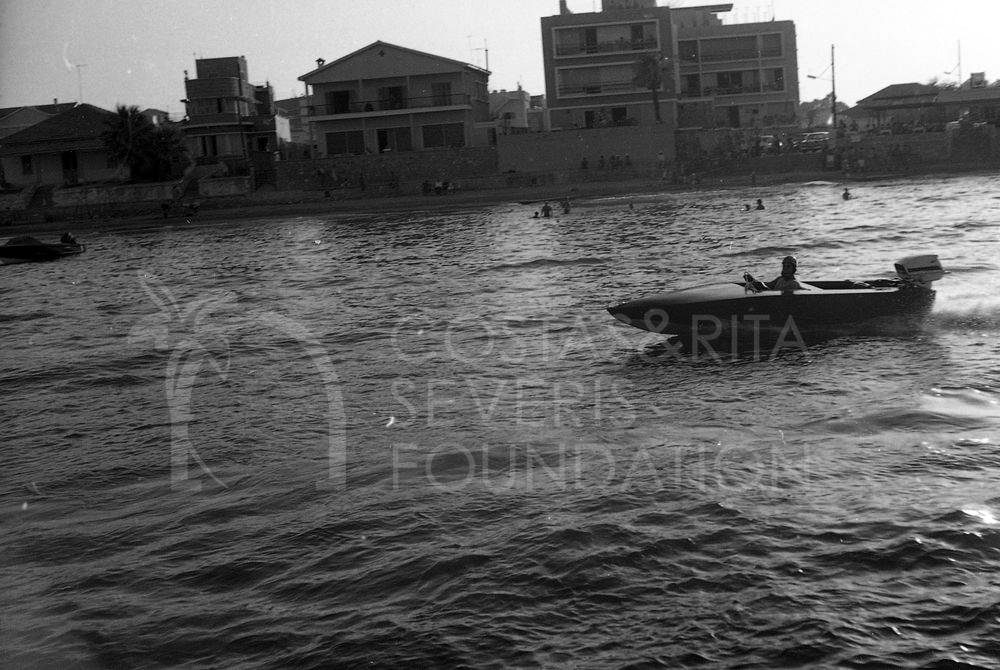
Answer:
[607,255,944,338]
[0,236,85,265]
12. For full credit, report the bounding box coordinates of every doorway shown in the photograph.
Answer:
[61,151,79,185]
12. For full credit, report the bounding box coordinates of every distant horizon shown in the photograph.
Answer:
[2,0,998,118]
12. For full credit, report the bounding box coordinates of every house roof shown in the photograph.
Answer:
[0,103,117,156]
[299,40,488,82]
[856,83,940,110]
[937,85,1000,103]
[0,102,77,121]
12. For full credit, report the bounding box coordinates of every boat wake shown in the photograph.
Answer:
[928,303,1000,332]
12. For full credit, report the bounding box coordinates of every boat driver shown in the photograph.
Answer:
[768,255,806,291]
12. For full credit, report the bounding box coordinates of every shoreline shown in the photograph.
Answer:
[4,165,997,237]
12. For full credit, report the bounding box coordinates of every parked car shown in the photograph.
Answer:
[799,131,831,152]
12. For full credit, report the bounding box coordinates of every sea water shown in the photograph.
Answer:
[3,173,1000,667]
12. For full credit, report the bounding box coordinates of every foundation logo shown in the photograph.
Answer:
[127,273,346,492]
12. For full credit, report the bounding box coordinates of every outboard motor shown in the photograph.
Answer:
[895,254,944,286]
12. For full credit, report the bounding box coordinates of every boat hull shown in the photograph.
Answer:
[608,281,936,336]
[0,241,84,265]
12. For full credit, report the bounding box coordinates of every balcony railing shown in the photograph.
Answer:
[702,84,763,96]
[557,81,642,97]
[680,81,784,98]
[679,47,783,64]
[554,37,658,57]
[307,93,471,116]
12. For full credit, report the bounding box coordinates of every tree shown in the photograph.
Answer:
[102,104,188,182]
[633,53,666,123]
[797,95,849,128]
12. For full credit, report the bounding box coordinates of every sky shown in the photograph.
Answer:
[2,0,1000,116]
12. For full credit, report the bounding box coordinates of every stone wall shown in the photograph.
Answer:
[53,181,178,207]
[496,125,677,173]
[275,147,498,191]
[199,176,252,197]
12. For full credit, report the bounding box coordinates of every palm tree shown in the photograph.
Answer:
[102,104,187,181]
[633,53,667,123]
[102,105,155,179]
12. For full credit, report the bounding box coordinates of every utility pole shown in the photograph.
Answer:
[830,45,837,130]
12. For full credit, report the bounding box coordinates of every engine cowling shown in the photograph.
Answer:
[895,254,944,285]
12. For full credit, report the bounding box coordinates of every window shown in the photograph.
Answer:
[761,34,782,57]
[682,74,701,96]
[216,98,223,113]
[377,127,412,153]
[765,68,785,91]
[431,82,452,107]
[557,65,637,97]
[378,86,406,110]
[199,135,219,157]
[325,131,365,155]
[325,91,351,114]
[474,81,488,101]
[678,40,699,62]
[701,35,757,62]
[20,155,33,175]
[422,123,464,148]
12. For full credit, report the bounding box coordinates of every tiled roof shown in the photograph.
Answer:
[0,102,77,120]
[856,83,940,109]
[299,40,487,81]
[0,103,117,155]
[937,86,1000,103]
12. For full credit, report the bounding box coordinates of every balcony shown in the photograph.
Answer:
[702,85,763,97]
[557,81,641,97]
[554,37,658,58]
[307,93,471,117]
[681,81,784,98]
[679,47,783,64]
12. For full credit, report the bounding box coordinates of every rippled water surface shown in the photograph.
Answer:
[4,174,1000,668]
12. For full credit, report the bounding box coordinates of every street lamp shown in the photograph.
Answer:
[807,44,837,130]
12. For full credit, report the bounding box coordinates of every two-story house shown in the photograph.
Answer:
[298,41,491,156]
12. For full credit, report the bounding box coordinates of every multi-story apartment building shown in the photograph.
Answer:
[539,1,798,132]
[298,41,492,156]
[540,0,676,130]
[181,56,289,162]
[673,4,799,129]
[181,57,257,160]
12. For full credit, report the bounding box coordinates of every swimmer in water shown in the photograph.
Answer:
[755,199,765,210]
[842,188,852,200]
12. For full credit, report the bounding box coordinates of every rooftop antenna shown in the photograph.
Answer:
[75,63,87,103]
[472,38,489,71]
[944,40,962,86]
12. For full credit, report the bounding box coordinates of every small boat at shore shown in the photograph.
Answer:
[608,255,944,338]
[0,235,85,265]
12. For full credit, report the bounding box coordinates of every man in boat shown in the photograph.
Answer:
[768,255,806,291]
